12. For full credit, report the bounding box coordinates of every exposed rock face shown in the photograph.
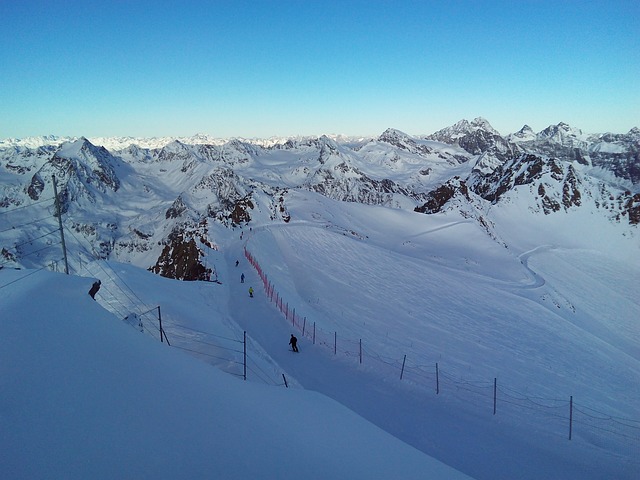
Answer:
[510,123,640,185]
[229,195,254,225]
[414,178,470,214]
[150,231,211,281]
[27,174,46,201]
[471,153,582,212]
[625,192,640,225]
[468,154,565,204]
[166,196,187,219]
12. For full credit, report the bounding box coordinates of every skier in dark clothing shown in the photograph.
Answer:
[241,273,245,283]
[235,260,239,267]
[88,280,101,299]
[289,334,299,352]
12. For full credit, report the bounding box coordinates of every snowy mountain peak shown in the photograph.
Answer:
[378,128,411,141]
[539,122,584,141]
[509,125,536,142]
[375,127,436,158]
[434,119,472,140]
[428,117,501,144]
[426,118,517,160]
[470,117,500,135]
[318,134,340,149]
[377,128,415,147]
[434,117,500,139]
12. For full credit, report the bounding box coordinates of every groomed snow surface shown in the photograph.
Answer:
[2,191,639,479]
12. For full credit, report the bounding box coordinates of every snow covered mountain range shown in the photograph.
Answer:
[1,117,638,279]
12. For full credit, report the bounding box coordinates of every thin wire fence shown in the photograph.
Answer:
[132,307,286,387]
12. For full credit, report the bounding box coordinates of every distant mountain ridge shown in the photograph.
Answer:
[1,118,638,280]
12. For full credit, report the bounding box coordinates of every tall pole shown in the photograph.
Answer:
[569,396,573,440]
[158,306,164,343]
[52,175,69,274]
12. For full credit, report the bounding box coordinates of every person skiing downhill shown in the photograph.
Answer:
[248,287,254,298]
[241,273,245,283]
[289,334,299,352]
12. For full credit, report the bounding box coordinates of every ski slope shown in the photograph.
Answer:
[232,191,639,479]
[1,190,638,479]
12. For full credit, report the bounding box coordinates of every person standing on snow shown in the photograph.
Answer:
[241,273,245,283]
[248,287,254,297]
[289,334,299,352]
[88,280,101,299]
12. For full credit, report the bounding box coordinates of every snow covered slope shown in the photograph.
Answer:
[238,190,638,479]
[0,268,474,480]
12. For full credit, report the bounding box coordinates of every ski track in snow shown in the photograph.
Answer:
[517,246,550,289]
[405,220,475,239]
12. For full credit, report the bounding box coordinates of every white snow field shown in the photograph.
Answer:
[1,190,639,479]
[0,269,474,480]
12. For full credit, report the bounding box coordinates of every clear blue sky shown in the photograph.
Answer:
[1,0,638,138]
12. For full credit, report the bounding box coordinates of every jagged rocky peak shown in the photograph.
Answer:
[57,138,120,192]
[378,128,411,143]
[157,139,193,161]
[510,125,536,141]
[318,134,340,150]
[428,117,518,160]
[25,137,120,203]
[428,121,468,142]
[226,138,261,157]
[270,135,337,157]
[56,137,91,157]
[469,117,500,135]
[315,135,343,164]
[376,128,434,157]
[429,117,500,143]
[538,122,583,142]
[378,128,415,149]
[625,127,640,141]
